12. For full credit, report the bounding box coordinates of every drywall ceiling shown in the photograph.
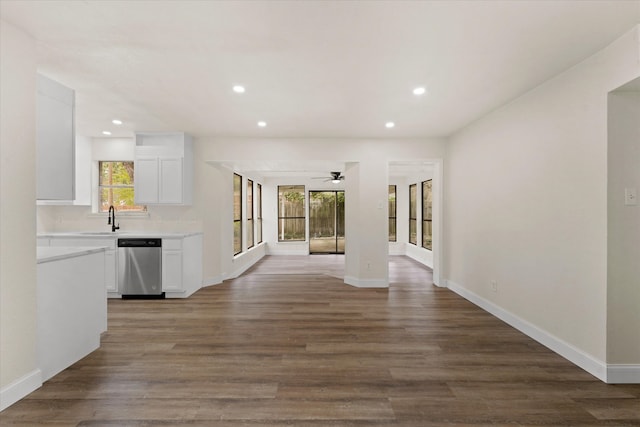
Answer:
[1,0,639,139]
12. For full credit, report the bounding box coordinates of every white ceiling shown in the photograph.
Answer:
[2,0,639,141]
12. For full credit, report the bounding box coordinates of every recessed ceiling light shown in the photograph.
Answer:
[102,131,112,135]
[257,121,267,127]
[385,122,395,128]
[413,86,426,96]
[112,119,123,125]
[233,85,245,93]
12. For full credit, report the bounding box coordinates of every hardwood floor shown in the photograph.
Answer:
[2,255,639,426]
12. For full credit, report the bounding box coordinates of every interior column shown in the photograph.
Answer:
[344,160,389,287]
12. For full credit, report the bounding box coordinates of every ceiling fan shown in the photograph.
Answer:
[312,171,345,184]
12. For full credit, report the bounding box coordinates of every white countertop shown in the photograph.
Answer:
[37,246,107,264]
[38,231,203,238]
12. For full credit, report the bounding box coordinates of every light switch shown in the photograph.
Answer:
[625,188,637,206]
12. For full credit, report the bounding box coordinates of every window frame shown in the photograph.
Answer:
[278,185,306,242]
[388,185,397,242]
[409,183,417,245]
[233,173,243,255]
[422,179,433,251]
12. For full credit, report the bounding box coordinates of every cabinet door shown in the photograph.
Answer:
[134,157,159,204]
[104,250,117,293]
[37,75,75,201]
[159,158,183,204]
[162,250,183,292]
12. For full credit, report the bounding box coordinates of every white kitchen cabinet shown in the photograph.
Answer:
[134,157,160,204]
[103,250,117,293]
[39,232,202,298]
[36,74,75,201]
[162,239,183,292]
[162,234,202,298]
[134,132,193,205]
[48,237,118,295]
[37,249,106,381]
[158,157,183,203]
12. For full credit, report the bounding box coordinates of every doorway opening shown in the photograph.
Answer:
[309,191,345,254]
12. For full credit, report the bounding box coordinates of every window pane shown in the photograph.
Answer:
[389,185,396,242]
[278,185,305,241]
[278,218,305,241]
[409,184,417,219]
[98,161,145,212]
[409,184,417,245]
[279,185,305,216]
[257,184,263,243]
[409,219,417,245]
[99,187,146,212]
[422,180,432,220]
[234,221,242,255]
[257,219,263,245]
[256,184,262,217]
[247,219,254,249]
[99,161,134,186]
[423,220,432,251]
[422,180,433,250]
[246,179,254,249]
[389,218,396,242]
[233,174,242,221]
[247,179,253,220]
[310,192,336,238]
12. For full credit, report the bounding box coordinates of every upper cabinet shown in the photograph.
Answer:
[134,132,194,205]
[36,74,75,200]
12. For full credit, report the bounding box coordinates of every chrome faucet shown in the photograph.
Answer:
[107,205,120,232]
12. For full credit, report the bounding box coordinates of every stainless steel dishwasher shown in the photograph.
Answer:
[118,238,164,299]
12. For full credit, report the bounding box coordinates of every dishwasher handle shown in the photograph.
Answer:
[117,238,162,248]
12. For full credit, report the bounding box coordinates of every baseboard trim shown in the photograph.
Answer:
[607,364,640,383]
[344,276,389,288]
[202,275,224,287]
[445,279,608,382]
[0,369,42,412]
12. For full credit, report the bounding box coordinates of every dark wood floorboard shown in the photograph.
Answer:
[2,255,639,426]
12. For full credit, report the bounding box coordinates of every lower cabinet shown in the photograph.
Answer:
[104,250,117,293]
[162,234,202,298]
[41,233,202,298]
[37,250,106,381]
[162,239,183,292]
[46,237,118,296]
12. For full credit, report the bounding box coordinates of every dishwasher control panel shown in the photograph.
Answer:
[117,238,162,248]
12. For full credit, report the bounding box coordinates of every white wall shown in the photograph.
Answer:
[607,88,640,366]
[0,20,41,410]
[403,169,435,268]
[445,26,640,380]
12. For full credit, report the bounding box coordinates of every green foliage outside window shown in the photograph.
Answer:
[99,161,146,212]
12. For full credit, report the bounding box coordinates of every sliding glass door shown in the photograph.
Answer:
[309,191,345,254]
